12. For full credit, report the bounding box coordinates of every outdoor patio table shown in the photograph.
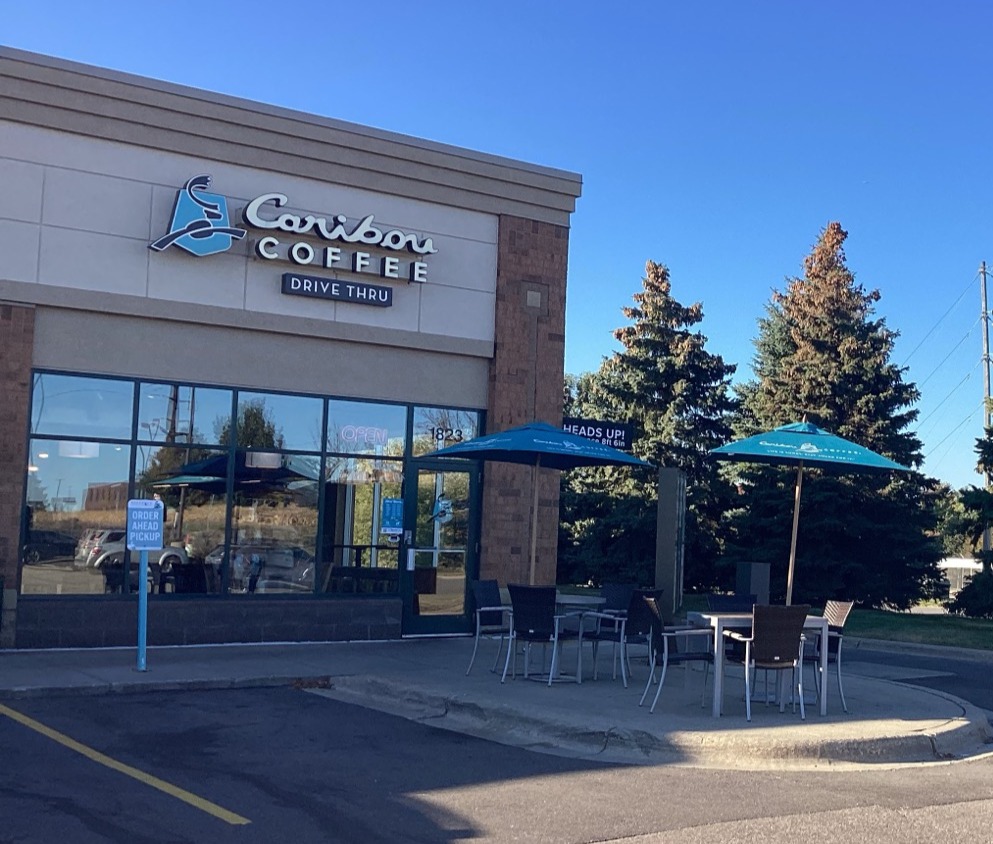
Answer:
[555,592,606,636]
[686,610,829,718]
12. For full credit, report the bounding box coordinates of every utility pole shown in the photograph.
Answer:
[983,261,991,485]
[981,262,991,565]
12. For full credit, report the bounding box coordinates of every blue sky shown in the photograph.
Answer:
[5,1,992,489]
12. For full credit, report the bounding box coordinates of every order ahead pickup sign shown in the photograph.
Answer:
[126,499,164,551]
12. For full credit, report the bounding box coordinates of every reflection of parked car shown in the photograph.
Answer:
[204,544,314,593]
[75,528,104,566]
[85,529,189,572]
[23,530,78,563]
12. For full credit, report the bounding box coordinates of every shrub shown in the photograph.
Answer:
[947,570,993,619]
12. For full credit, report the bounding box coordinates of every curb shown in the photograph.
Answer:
[0,675,327,701]
[847,637,993,663]
[315,675,993,771]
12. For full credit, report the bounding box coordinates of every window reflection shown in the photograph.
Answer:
[229,450,320,594]
[236,391,323,452]
[412,407,480,456]
[139,446,228,594]
[138,383,233,445]
[326,399,406,456]
[23,372,485,602]
[321,457,402,594]
[31,374,134,440]
[21,439,132,595]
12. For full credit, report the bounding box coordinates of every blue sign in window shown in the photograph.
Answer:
[381,497,404,536]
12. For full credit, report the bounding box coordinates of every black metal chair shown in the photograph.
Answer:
[723,604,811,721]
[501,584,584,685]
[638,595,714,712]
[583,586,662,688]
[465,579,512,675]
[600,582,637,616]
[803,599,854,712]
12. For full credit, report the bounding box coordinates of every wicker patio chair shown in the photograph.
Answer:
[803,599,855,712]
[723,604,811,721]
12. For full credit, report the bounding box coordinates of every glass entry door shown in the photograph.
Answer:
[401,464,478,634]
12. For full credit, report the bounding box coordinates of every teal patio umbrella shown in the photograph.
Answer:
[427,422,652,584]
[711,421,911,604]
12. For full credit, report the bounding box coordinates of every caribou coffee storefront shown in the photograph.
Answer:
[0,48,581,648]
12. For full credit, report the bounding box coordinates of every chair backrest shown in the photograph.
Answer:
[750,604,810,665]
[507,584,556,641]
[600,582,637,613]
[641,595,665,653]
[626,588,664,637]
[823,599,854,632]
[707,593,757,612]
[471,579,505,627]
[625,589,662,638]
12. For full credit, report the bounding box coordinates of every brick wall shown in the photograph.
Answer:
[0,303,33,646]
[482,216,569,587]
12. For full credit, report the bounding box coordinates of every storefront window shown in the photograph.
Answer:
[326,399,407,456]
[138,383,233,445]
[412,407,480,456]
[31,374,134,440]
[22,371,483,603]
[229,448,320,596]
[21,438,132,595]
[236,391,323,452]
[139,446,228,595]
[321,457,402,593]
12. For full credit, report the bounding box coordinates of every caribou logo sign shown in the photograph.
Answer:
[149,175,246,257]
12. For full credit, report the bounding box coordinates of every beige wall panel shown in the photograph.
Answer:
[32,308,490,407]
[0,221,40,283]
[148,250,248,308]
[42,169,152,239]
[5,121,499,348]
[37,228,149,295]
[418,286,496,341]
[421,233,498,294]
[5,121,499,253]
[0,158,43,222]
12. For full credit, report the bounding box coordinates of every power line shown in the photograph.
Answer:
[916,318,980,389]
[901,272,977,365]
[915,360,982,431]
[925,401,984,459]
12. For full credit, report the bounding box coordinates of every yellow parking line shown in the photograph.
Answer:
[0,703,250,826]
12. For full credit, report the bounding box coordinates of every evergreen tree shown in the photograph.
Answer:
[558,260,737,589]
[730,222,942,607]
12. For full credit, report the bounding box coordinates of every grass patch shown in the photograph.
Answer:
[846,609,992,651]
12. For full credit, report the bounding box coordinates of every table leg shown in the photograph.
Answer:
[819,621,828,715]
[711,621,724,717]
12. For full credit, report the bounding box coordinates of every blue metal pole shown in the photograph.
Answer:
[137,549,148,671]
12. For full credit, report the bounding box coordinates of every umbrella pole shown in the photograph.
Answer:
[786,462,804,606]
[528,456,541,585]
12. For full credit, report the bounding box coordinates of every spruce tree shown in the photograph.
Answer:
[558,260,737,589]
[730,222,942,607]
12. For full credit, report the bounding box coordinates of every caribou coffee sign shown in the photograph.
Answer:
[244,192,436,284]
[150,175,438,307]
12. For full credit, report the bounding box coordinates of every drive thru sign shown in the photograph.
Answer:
[127,499,163,672]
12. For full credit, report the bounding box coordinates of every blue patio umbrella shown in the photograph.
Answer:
[427,422,652,583]
[711,421,911,604]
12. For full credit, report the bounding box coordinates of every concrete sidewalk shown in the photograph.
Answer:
[0,636,990,771]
